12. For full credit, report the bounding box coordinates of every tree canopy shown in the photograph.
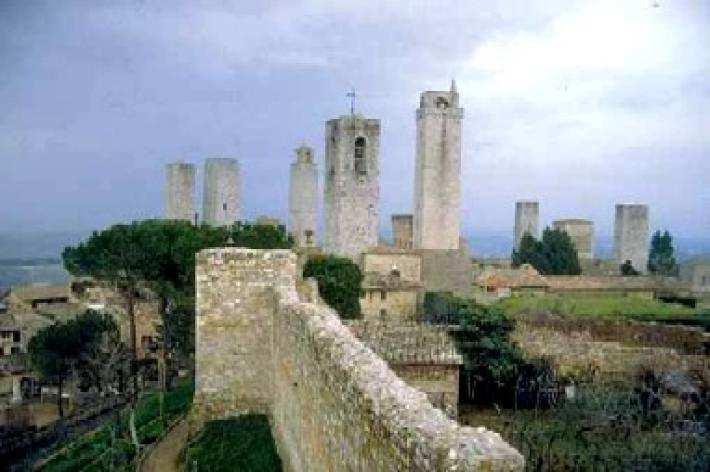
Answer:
[303,255,363,318]
[648,230,677,276]
[28,311,120,417]
[511,228,581,275]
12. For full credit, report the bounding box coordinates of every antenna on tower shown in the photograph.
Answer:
[346,88,356,115]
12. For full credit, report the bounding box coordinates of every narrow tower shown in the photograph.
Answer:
[203,158,241,227]
[413,80,464,250]
[323,114,380,258]
[392,214,414,249]
[164,162,196,222]
[514,201,539,248]
[614,203,649,273]
[289,145,319,247]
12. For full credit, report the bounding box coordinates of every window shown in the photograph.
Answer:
[12,331,20,343]
[379,309,387,320]
[223,203,228,211]
[435,97,449,109]
[354,137,366,176]
[11,346,20,355]
[380,290,387,300]
[304,230,313,244]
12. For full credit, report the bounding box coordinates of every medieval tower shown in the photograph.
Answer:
[289,145,318,247]
[164,162,196,222]
[323,114,380,258]
[614,203,649,273]
[413,80,463,250]
[514,200,539,248]
[392,214,414,249]
[203,158,242,226]
[552,218,594,260]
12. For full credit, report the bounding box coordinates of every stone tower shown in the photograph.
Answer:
[392,214,413,249]
[552,219,594,260]
[323,114,380,258]
[413,80,464,250]
[289,145,318,247]
[164,162,196,222]
[514,201,539,248]
[203,158,241,227]
[614,203,649,273]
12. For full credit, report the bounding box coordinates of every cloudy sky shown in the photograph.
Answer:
[1,0,708,247]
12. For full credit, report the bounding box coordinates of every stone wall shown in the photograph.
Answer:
[613,203,649,274]
[194,248,523,471]
[418,243,474,297]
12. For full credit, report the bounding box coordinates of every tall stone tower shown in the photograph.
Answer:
[164,162,196,222]
[413,80,463,250]
[514,201,539,248]
[614,203,649,273]
[203,158,241,227]
[289,145,318,247]
[552,219,594,260]
[323,114,380,258]
[392,214,413,249]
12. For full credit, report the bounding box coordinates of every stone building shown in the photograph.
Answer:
[614,203,649,273]
[514,200,539,248]
[552,218,594,260]
[413,81,463,250]
[323,114,380,258]
[391,214,413,249]
[288,145,318,247]
[679,256,710,308]
[359,248,423,322]
[164,162,196,222]
[202,158,241,227]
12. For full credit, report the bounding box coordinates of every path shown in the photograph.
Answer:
[141,420,189,472]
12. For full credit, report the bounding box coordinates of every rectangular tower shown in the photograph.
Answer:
[164,162,196,222]
[413,81,464,250]
[514,201,539,248]
[392,214,413,249]
[552,218,594,260]
[203,158,241,227]
[323,114,380,258]
[289,145,319,247]
[614,203,649,273]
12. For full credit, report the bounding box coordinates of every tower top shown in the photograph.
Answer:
[450,78,457,93]
[295,144,314,164]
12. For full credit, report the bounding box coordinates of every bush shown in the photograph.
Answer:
[303,255,363,318]
[185,416,282,472]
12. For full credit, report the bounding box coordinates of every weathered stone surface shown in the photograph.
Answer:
[552,218,594,260]
[194,248,523,471]
[614,203,649,274]
[289,145,318,247]
[203,158,241,226]
[164,162,195,221]
[414,82,463,250]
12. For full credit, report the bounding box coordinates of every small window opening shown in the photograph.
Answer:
[380,290,387,300]
[354,137,366,176]
[304,229,314,244]
[379,309,387,320]
[223,203,227,211]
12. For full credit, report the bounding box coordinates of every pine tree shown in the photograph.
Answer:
[648,230,677,276]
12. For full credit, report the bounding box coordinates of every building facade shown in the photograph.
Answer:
[413,81,463,250]
[164,162,196,222]
[391,214,413,249]
[203,158,241,227]
[288,145,319,247]
[323,114,380,258]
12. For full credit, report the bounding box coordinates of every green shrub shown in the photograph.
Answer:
[303,255,363,318]
[185,416,282,472]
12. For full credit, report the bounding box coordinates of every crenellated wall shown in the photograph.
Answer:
[193,248,523,471]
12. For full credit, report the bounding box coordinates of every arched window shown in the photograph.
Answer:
[354,137,366,176]
[436,97,449,109]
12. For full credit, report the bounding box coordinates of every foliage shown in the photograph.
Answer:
[424,292,553,407]
[512,228,581,275]
[461,379,710,471]
[62,219,294,360]
[28,312,121,417]
[303,255,363,318]
[648,230,678,275]
[185,415,282,472]
[495,294,696,319]
[40,378,194,472]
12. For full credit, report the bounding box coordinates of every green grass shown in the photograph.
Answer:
[40,378,194,471]
[495,294,697,319]
[185,415,282,472]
